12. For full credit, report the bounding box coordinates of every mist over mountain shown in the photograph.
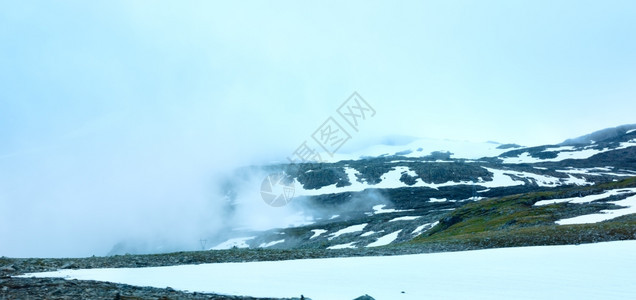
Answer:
[168,124,636,255]
[2,2,636,298]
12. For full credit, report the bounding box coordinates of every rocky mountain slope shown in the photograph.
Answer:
[5,125,636,300]
[214,125,636,251]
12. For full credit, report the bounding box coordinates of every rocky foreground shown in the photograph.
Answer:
[1,246,451,300]
[0,231,630,300]
[0,277,289,300]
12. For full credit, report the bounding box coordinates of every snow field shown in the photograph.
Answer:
[24,241,636,300]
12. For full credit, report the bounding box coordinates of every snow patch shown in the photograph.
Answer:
[259,240,285,248]
[210,237,255,250]
[502,141,636,164]
[309,229,328,239]
[326,137,517,162]
[327,242,357,250]
[556,168,634,178]
[328,224,368,240]
[297,164,592,197]
[388,216,421,222]
[483,168,590,187]
[429,198,447,203]
[412,221,439,235]
[556,194,636,225]
[480,168,524,188]
[366,230,402,247]
[372,204,412,214]
[542,146,575,152]
[562,174,592,186]
[22,241,636,300]
[535,188,636,206]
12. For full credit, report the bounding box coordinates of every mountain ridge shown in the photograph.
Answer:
[205,125,636,253]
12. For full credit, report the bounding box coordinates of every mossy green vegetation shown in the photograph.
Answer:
[409,177,636,248]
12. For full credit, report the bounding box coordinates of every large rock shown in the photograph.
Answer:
[353,295,375,300]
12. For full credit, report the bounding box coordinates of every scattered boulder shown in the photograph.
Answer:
[60,261,77,269]
[353,295,375,300]
[0,265,16,272]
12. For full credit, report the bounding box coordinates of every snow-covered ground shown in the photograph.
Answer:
[309,229,328,239]
[412,221,439,235]
[556,194,636,225]
[388,216,421,222]
[502,140,636,164]
[259,239,285,248]
[327,224,367,240]
[532,187,636,225]
[371,204,412,214]
[23,241,636,300]
[326,137,519,163]
[365,230,402,247]
[295,165,590,197]
[534,187,636,206]
[327,242,358,250]
[359,231,378,237]
[429,197,447,202]
[209,237,255,250]
[556,167,635,177]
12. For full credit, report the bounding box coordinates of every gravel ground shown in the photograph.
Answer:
[2,229,634,299]
[0,245,461,300]
[0,277,291,300]
[0,244,466,277]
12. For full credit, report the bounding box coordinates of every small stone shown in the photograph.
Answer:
[353,295,375,300]
[51,288,63,295]
[61,262,77,269]
[0,265,15,272]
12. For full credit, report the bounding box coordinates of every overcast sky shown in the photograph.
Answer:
[1,1,636,257]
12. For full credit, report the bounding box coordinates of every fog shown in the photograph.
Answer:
[2,1,636,257]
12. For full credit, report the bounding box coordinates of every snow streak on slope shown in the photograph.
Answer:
[309,229,328,239]
[556,167,635,177]
[25,241,636,300]
[366,230,402,247]
[327,242,357,250]
[502,140,636,164]
[412,221,438,235]
[326,138,519,162]
[372,204,412,214]
[295,166,587,197]
[388,216,421,222]
[209,237,254,250]
[483,168,591,187]
[258,240,284,248]
[534,188,636,206]
[327,224,367,240]
[555,194,636,225]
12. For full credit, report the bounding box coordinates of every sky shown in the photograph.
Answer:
[1,1,636,257]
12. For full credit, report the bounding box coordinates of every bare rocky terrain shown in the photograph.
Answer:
[3,126,636,299]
